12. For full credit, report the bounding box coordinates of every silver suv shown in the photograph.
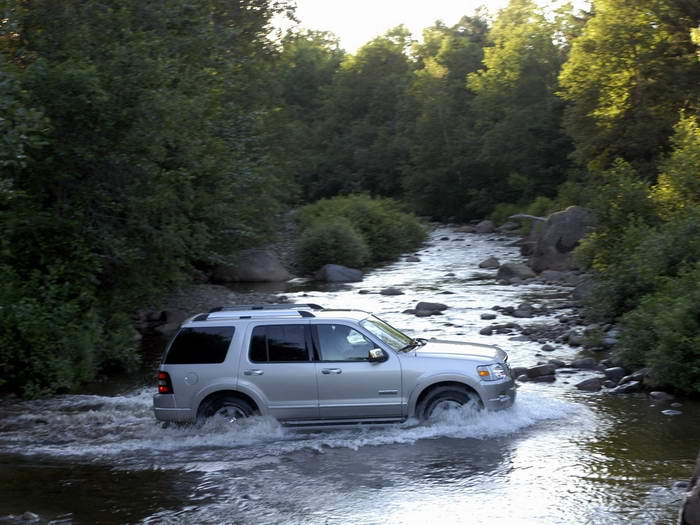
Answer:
[153,304,516,427]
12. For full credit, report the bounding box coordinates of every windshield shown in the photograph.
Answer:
[360,316,414,352]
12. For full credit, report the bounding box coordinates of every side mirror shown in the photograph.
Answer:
[368,348,388,363]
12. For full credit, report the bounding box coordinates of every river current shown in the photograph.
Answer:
[1,227,698,524]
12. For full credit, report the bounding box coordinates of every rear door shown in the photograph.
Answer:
[238,322,319,421]
[313,323,403,420]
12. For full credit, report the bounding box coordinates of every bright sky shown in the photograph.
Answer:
[291,0,553,52]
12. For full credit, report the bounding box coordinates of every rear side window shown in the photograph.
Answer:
[250,325,309,362]
[165,326,235,364]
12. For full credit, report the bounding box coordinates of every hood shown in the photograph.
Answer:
[412,339,507,363]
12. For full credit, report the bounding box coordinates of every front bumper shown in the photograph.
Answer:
[481,380,517,411]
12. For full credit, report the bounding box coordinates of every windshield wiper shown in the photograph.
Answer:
[399,338,426,352]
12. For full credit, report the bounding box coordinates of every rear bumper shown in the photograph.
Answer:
[153,394,195,422]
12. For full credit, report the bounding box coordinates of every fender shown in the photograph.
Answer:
[194,380,268,417]
[407,371,483,417]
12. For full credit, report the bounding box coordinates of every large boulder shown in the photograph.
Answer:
[474,220,495,234]
[212,249,292,283]
[529,206,597,273]
[497,263,536,282]
[315,264,363,282]
[681,451,700,525]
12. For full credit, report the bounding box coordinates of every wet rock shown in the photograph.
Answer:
[619,368,649,385]
[649,391,675,401]
[516,374,530,382]
[548,359,567,368]
[405,256,421,262]
[379,287,404,296]
[608,381,642,395]
[575,377,604,392]
[402,309,416,315]
[675,481,690,490]
[481,313,497,320]
[21,512,40,522]
[603,380,617,389]
[541,344,555,352]
[440,236,450,241]
[454,225,476,233]
[358,289,371,294]
[510,367,527,378]
[672,402,683,408]
[568,331,585,346]
[415,302,448,316]
[604,367,627,383]
[497,263,536,282]
[445,272,456,277]
[474,220,495,233]
[572,357,597,370]
[479,326,494,336]
[497,221,520,232]
[661,409,682,416]
[513,303,535,318]
[478,257,500,269]
[531,374,556,383]
[526,364,557,379]
[509,335,531,342]
[315,264,363,282]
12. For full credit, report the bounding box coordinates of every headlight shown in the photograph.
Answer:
[477,363,509,381]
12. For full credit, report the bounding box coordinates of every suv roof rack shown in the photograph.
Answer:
[209,304,324,313]
[192,303,325,322]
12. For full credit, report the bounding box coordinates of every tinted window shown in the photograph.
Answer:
[165,326,235,364]
[249,325,309,362]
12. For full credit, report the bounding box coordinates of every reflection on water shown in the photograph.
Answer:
[1,227,698,525]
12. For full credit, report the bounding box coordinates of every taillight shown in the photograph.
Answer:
[157,371,173,394]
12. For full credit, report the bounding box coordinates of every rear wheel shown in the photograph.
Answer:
[198,396,255,425]
[417,386,481,421]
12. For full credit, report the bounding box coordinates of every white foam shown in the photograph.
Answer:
[1,389,580,468]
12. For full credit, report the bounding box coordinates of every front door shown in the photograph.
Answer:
[313,323,402,419]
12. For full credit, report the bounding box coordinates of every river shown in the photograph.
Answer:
[1,226,698,524]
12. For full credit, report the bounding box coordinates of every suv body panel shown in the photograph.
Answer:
[153,305,516,425]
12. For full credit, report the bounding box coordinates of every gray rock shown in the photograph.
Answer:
[575,377,604,392]
[529,206,597,272]
[531,374,556,383]
[379,287,404,296]
[474,220,496,233]
[526,364,557,379]
[315,264,363,282]
[516,374,530,382]
[661,409,682,416]
[510,367,527,378]
[601,337,619,348]
[454,225,476,233]
[603,380,617,389]
[21,512,40,522]
[405,256,421,262]
[481,313,497,320]
[573,277,595,301]
[604,367,627,383]
[497,221,520,232]
[649,391,675,401]
[539,270,568,283]
[548,359,567,368]
[572,357,597,369]
[608,381,642,394]
[619,368,649,385]
[497,263,536,281]
[212,249,292,283]
[672,402,683,408]
[513,303,534,318]
[568,331,585,346]
[479,326,494,336]
[478,257,500,269]
[415,301,448,312]
[541,344,555,352]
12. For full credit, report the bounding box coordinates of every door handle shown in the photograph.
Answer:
[321,368,342,375]
[243,369,264,376]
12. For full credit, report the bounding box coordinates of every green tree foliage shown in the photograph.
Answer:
[559,0,700,177]
[0,0,292,396]
[468,0,572,204]
[297,218,371,273]
[402,16,494,220]
[296,194,426,268]
[304,27,415,199]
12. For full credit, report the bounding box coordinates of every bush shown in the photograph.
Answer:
[296,194,426,268]
[297,218,371,273]
[616,263,700,393]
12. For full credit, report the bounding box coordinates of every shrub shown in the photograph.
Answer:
[296,194,426,268]
[616,263,700,393]
[297,218,371,273]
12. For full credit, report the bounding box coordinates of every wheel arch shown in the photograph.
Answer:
[411,380,482,417]
[197,389,260,418]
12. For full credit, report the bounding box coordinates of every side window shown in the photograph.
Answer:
[249,325,309,362]
[165,326,235,364]
[317,324,374,362]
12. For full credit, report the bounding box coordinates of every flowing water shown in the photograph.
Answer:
[1,227,698,524]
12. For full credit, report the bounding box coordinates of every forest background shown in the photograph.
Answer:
[1,0,699,397]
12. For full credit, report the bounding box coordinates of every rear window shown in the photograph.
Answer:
[164,326,235,364]
[249,325,309,362]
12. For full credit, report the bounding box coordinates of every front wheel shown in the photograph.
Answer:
[198,396,255,426]
[417,386,482,421]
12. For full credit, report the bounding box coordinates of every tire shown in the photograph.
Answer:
[198,395,255,425]
[417,386,482,421]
